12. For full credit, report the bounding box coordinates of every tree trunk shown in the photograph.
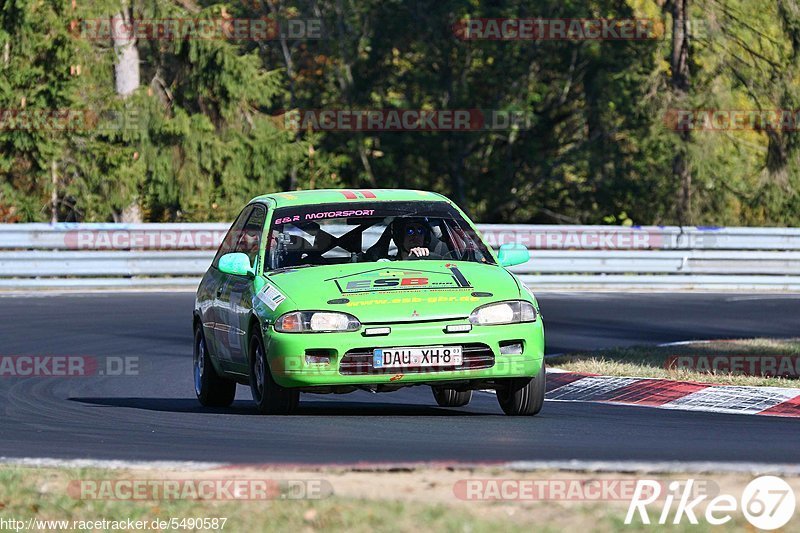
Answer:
[668,0,692,225]
[112,3,140,97]
[112,0,142,222]
[266,0,303,190]
[769,0,800,180]
[50,159,58,224]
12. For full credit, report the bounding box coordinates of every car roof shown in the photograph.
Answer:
[249,189,451,208]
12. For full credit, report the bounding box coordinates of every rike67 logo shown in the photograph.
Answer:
[626,476,796,529]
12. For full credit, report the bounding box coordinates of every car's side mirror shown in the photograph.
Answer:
[218,252,255,278]
[497,243,530,267]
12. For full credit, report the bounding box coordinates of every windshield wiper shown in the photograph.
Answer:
[269,263,317,274]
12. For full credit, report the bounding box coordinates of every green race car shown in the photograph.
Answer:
[193,189,545,415]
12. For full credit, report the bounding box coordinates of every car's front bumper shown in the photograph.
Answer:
[263,319,544,388]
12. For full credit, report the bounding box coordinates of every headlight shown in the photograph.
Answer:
[274,311,361,333]
[469,300,537,325]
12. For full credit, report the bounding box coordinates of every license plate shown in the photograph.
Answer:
[373,346,462,368]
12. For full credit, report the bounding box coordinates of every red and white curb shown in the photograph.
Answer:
[546,370,800,418]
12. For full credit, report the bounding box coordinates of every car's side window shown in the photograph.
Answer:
[212,206,254,269]
[233,205,267,270]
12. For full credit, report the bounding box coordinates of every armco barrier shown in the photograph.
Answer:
[0,223,799,290]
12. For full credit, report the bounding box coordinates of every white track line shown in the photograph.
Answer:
[505,460,800,475]
[0,457,222,470]
[2,457,799,475]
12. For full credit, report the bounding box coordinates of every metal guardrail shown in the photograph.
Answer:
[478,225,800,250]
[1,223,799,290]
[0,224,226,250]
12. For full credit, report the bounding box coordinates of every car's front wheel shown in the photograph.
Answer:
[249,331,299,415]
[496,361,546,416]
[194,326,236,407]
[432,387,472,407]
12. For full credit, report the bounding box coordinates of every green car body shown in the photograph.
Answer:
[193,189,545,415]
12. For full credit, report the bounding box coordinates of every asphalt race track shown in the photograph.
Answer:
[0,291,798,465]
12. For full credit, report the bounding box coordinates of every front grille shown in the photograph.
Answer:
[339,343,495,375]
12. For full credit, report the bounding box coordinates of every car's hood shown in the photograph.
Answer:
[264,260,522,323]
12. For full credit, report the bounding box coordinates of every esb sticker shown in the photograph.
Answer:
[257,284,286,311]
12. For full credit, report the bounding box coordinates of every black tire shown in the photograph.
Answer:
[432,387,473,407]
[496,361,546,416]
[249,332,299,415]
[194,325,236,407]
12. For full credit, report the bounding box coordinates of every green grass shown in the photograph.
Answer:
[0,467,513,533]
[548,338,800,387]
[0,466,782,532]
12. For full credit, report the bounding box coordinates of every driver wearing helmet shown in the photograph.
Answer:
[365,217,435,261]
[392,217,432,259]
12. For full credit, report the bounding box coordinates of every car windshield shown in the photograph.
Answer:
[266,201,495,270]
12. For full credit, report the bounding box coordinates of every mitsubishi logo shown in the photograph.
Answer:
[411,310,419,318]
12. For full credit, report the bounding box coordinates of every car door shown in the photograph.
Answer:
[205,205,254,361]
[216,204,268,374]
